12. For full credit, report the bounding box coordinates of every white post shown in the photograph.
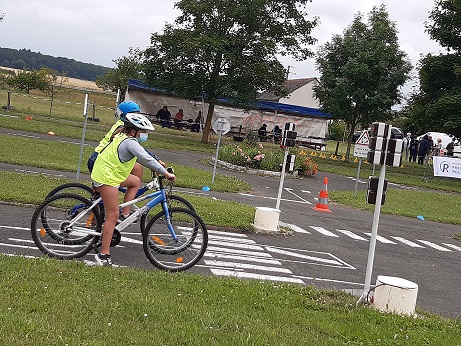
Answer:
[76,94,89,181]
[275,146,289,210]
[354,158,362,198]
[211,120,224,184]
[359,126,391,304]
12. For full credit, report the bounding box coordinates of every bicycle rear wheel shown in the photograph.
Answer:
[31,193,102,259]
[142,207,207,272]
[46,182,94,199]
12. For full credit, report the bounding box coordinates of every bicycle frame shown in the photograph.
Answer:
[62,187,178,241]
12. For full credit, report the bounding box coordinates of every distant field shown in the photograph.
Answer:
[0,66,103,91]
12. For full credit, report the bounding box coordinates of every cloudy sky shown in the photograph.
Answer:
[0,1,445,96]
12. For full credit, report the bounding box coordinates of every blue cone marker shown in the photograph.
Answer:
[202,186,210,192]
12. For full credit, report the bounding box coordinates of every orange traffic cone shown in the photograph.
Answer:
[313,177,332,212]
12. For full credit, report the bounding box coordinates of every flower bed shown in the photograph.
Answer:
[219,143,318,176]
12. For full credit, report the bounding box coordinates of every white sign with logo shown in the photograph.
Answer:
[353,130,370,158]
[433,156,461,179]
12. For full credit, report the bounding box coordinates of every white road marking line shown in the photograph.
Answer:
[336,229,367,241]
[205,245,273,258]
[208,229,248,238]
[207,234,256,244]
[279,222,310,234]
[417,240,452,252]
[205,260,292,274]
[363,233,397,244]
[0,242,40,251]
[0,225,29,231]
[300,190,311,194]
[204,252,282,265]
[284,187,311,204]
[210,268,305,284]
[291,275,364,287]
[442,243,461,251]
[208,240,265,251]
[309,226,339,237]
[391,236,425,248]
[265,247,342,266]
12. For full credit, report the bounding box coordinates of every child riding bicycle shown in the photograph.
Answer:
[91,113,176,266]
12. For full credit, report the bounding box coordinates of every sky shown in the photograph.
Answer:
[0,1,446,99]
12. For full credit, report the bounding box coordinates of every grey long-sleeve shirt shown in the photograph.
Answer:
[118,137,167,176]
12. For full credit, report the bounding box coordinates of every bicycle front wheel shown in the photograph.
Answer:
[142,207,208,272]
[140,194,196,231]
[31,193,102,259]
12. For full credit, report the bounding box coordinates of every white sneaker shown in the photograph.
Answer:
[95,253,112,266]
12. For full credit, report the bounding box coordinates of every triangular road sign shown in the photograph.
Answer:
[355,130,369,145]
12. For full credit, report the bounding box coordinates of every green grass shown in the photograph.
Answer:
[0,171,254,229]
[0,134,251,193]
[0,255,460,346]
[330,189,461,224]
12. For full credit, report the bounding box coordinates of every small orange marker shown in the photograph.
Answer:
[40,228,46,237]
[48,131,55,135]
[175,257,184,263]
[152,236,166,246]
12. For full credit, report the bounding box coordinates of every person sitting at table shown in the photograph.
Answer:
[174,109,185,130]
[156,105,171,128]
[258,124,267,141]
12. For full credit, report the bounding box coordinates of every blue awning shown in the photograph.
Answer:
[127,79,331,119]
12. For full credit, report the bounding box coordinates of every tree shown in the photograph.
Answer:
[40,68,69,117]
[314,5,412,159]
[143,0,318,143]
[404,0,461,138]
[9,69,49,94]
[96,48,143,102]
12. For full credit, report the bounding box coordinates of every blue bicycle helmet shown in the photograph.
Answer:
[116,101,141,121]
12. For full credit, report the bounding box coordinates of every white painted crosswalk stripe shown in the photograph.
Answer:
[208,240,265,251]
[210,268,305,284]
[417,240,451,252]
[363,233,397,244]
[391,236,425,248]
[336,229,367,241]
[204,252,282,265]
[205,260,292,273]
[309,226,339,237]
[205,245,273,258]
[442,243,461,251]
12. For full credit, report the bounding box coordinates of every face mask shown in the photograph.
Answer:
[137,133,148,143]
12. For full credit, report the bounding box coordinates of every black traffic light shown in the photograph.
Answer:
[366,176,388,205]
[282,123,297,147]
[367,122,403,167]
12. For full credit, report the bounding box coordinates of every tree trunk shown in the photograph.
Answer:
[201,102,215,144]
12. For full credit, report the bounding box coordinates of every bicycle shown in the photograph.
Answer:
[30,174,208,272]
[45,170,195,232]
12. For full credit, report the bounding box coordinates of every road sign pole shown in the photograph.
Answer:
[76,94,89,181]
[211,118,230,184]
[275,146,289,210]
[211,128,223,184]
[358,125,391,305]
[354,158,362,198]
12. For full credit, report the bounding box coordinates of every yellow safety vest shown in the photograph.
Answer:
[91,133,137,187]
[94,119,124,153]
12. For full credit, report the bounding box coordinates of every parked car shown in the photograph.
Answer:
[453,145,461,158]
